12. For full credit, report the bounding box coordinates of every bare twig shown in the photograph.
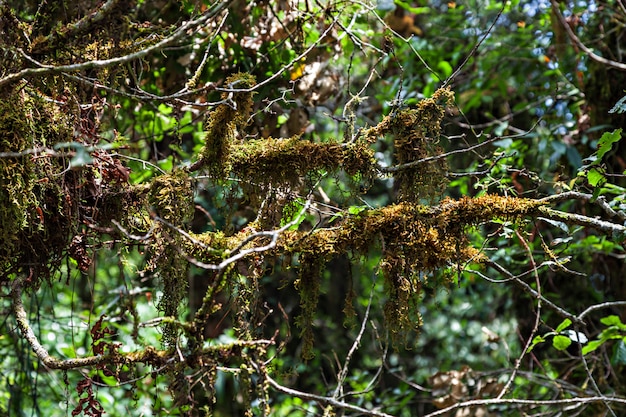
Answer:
[539,191,626,222]
[578,301,626,321]
[265,374,396,417]
[423,396,626,417]
[480,261,583,325]
[496,230,542,399]
[442,2,506,88]
[330,283,375,404]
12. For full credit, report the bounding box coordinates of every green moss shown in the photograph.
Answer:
[148,169,194,223]
[230,138,374,188]
[366,87,455,202]
[199,73,257,178]
[188,194,544,354]
[0,88,76,284]
[146,170,194,346]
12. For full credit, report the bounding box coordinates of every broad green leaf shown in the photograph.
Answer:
[582,339,605,355]
[437,61,453,78]
[555,319,572,333]
[552,335,572,351]
[586,167,606,187]
[612,340,626,366]
[600,315,626,329]
[596,129,622,161]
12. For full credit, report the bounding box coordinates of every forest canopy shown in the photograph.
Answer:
[1,0,626,416]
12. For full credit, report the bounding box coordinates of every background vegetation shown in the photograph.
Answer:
[1,0,626,416]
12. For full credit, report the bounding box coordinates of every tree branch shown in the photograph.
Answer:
[265,373,396,417]
[537,206,626,237]
[0,1,232,88]
[550,0,626,71]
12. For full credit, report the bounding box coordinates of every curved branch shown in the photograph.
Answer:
[265,373,395,417]
[11,273,272,371]
[578,301,626,321]
[0,1,232,88]
[30,0,123,54]
[539,191,626,222]
[11,275,126,370]
[423,396,626,417]
[550,0,626,71]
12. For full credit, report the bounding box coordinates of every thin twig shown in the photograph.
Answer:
[550,0,626,71]
[265,374,396,417]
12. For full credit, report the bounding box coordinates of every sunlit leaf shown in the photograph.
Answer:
[596,129,622,161]
[555,318,571,333]
[552,335,571,351]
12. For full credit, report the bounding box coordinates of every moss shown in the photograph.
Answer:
[188,194,544,354]
[0,88,77,285]
[199,73,257,178]
[146,170,194,346]
[366,87,455,202]
[148,169,194,224]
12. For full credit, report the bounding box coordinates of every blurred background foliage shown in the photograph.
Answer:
[1,0,626,416]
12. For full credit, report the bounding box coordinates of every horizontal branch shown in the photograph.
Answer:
[0,2,232,88]
[424,395,626,417]
[10,274,272,371]
[265,374,395,417]
[539,191,626,222]
[537,206,626,238]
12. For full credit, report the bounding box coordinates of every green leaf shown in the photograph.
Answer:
[582,339,605,355]
[527,335,547,352]
[555,318,572,333]
[437,61,453,78]
[348,205,368,216]
[552,335,572,351]
[600,315,626,328]
[612,339,626,366]
[586,167,606,187]
[394,1,430,14]
[609,95,626,114]
[596,129,622,161]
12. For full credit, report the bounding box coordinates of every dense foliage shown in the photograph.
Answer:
[1,0,626,416]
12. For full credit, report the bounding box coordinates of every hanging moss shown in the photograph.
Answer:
[188,195,544,354]
[366,87,455,202]
[198,73,257,178]
[146,170,194,346]
[148,169,194,224]
[0,88,77,286]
